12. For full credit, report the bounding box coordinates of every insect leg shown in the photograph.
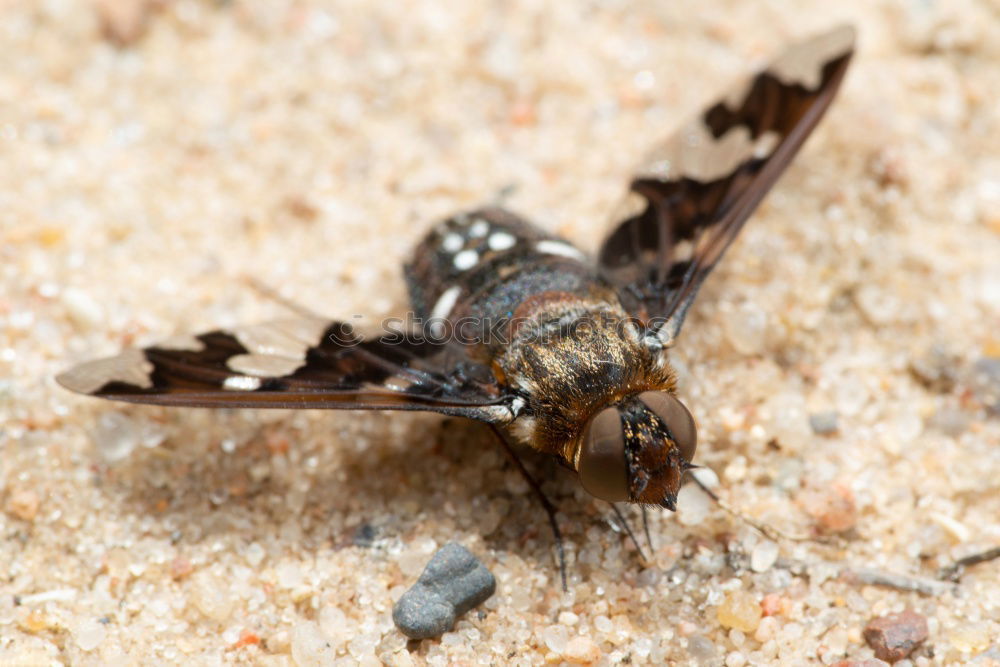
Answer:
[938,546,1000,582]
[608,503,647,562]
[688,472,815,543]
[640,505,654,553]
[488,424,568,591]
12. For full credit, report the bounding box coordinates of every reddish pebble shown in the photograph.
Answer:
[6,488,40,521]
[93,0,151,46]
[230,629,261,650]
[760,593,784,617]
[863,609,928,662]
[830,661,890,667]
[169,557,194,580]
[797,483,857,534]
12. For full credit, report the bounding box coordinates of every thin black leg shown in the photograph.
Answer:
[609,503,647,561]
[488,424,567,591]
[689,472,810,542]
[641,505,654,553]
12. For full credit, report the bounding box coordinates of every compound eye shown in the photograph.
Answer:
[638,391,697,463]
[578,406,629,502]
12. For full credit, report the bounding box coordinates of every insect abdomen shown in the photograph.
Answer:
[404,208,599,343]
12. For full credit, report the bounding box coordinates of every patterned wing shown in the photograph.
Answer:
[57,318,515,423]
[598,25,855,344]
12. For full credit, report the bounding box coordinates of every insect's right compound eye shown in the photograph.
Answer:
[578,406,629,502]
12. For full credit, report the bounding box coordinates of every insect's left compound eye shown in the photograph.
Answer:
[578,406,629,502]
[636,391,697,464]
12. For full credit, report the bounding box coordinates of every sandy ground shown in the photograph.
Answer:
[2,0,1000,665]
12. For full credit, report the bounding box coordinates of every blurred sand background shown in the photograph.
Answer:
[2,0,999,664]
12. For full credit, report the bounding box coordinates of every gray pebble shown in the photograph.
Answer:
[909,344,958,393]
[970,357,1000,414]
[687,635,717,661]
[392,543,496,639]
[809,410,839,435]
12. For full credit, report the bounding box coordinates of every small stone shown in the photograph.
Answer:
[863,609,929,662]
[688,635,717,661]
[245,542,266,567]
[724,302,768,355]
[909,345,958,393]
[750,541,779,573]
[677,482,712,526]
[291,621,337,667]
[797,484,857,534]
[754,616,778,642]
[717,590,762,633]
[92,412,140,463]
[558,611,579,626]
[725,651,747,667]
[391,543,495,639]
[6,488,40,521]
[760,593,784,617]
[73,618,107,651]
[830,661,890,667]
[169,557,193,580]
[62,287,104,329]
[19,610,53,634]
[809,411,840,435]
[542,624,569,654]
[353,523,377,548]
[564,636,601,663]
[191,571,235,621]
[318,605,352,646]
[949,622,991,653]
[926,406,970,437]
[93,0,152,47]
[970,357,1000,414]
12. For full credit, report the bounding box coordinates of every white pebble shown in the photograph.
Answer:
[723,302,767,355]
[691,467,720,489]
[291,621,337,667]
[754,616,778,643]
[245,542,265,567]
[319,605,352,646]
[63,287,104,329]
[92,412,139,463]
[750,541,779,573]
[594,615,613,633]
[558,611,579,626]
[276,561,305,589]
[73,618,106,651]
[542,625,569,654]
[726,650,747,667]
[191,572,235,621]
[678,482,711,526]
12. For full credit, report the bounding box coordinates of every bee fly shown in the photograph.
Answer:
[58,27,854,582]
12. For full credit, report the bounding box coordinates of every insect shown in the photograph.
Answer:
[59,26,855,582]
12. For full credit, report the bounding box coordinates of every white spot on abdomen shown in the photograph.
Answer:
[453,249,479,270]
[441,233,463,252]
[488,231,516,251]
[535,240,586,261]
[430,285,461,322]
[469,219,490,237]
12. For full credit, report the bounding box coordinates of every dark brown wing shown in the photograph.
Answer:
[598,25,855,345]
[57,318,515,423]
